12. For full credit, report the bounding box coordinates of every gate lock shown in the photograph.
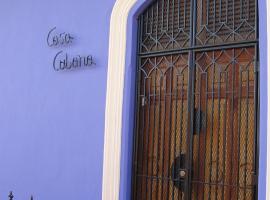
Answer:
[170,154,187,191]
[179,169,187,178]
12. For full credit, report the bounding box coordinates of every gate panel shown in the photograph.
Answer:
[133,54,190,200]
[191,48,257,200]
[132,0,258,199]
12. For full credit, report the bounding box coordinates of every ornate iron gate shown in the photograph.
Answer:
[132,0,259,199]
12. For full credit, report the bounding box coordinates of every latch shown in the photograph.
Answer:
[141,96,147,107]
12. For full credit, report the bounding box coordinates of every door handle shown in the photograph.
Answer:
[170,154,187,191]
[179,169,187,178]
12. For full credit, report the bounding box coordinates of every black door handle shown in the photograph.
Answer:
[170,154,187,191]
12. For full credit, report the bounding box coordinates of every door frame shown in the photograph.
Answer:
[102,0,269,199]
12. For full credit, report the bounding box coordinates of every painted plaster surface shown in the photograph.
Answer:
[0,0,115,199]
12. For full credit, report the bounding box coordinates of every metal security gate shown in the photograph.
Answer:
[131,0,259,199]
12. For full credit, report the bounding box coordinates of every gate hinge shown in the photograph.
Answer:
[255,61,260,72]
[252,172,258,185]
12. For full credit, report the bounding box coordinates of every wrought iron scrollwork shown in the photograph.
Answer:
[8,191,34,200]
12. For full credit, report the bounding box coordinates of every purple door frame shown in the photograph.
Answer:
[120,1,268,199]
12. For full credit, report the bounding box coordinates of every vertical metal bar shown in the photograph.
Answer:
[142,75,151,200]
[228,49,236,200]
[172,0,175,49]
[172,71,179,200]
[187,0,196,198]
[178,0,181,29]
[139,78,147,198]
[213,0,217,43]
[201,0,204,25]
[243,68,250,200]
[146,10,149,34]
[206,0,209,25]
[162,0,165,30]
[226,0,228,23]
[195,65,202,200]
[240,0,243,19]
[202,70,209,199]
[255,0,258,40]
[184,0,187,27]
[221,71,228,200]
[160,61,167,200]
[166,56,174,200]
[131,17,143,200]
[186,52,195,200]
[236,64,243,200]
[247,0,250,20]
[139,54,147,199]
[207,52,216,200]
[152,5,159,200]
[194,67,198,199]
[167,0,170,31]
[178,69,186,200]
[214,59,222,200]
[156,1,159,52]
[254,10,259,200]
[149,58,158,200]
[233,0,235,41]
[155,63,163,200]
[219,0,222,22]
[151,5,154,34]
[140,15,144,54]
[139,18,146,200]
[254,42,259,200]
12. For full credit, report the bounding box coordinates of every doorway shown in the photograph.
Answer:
[131,0,259,199]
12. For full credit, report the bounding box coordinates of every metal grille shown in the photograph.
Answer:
[191,48,257,200]
[132,0,258,200]
[140,0,191,53]
[195,0,256,46]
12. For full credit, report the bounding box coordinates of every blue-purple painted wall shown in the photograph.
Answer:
[0,0,267,199]
[0,0,115,199]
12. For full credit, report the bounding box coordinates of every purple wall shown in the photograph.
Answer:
[0,0,115,199]
[120,0,268,200]
[258,0,268,199]
[0,0,267,199]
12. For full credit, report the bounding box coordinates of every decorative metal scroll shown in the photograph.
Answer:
[8,191,34,200]
[139,0,256,53]
[139,0,191,53]
[195,0,256,46]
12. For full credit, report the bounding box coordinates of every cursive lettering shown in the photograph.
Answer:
[47,27,74,47]
[53,51,96,71]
